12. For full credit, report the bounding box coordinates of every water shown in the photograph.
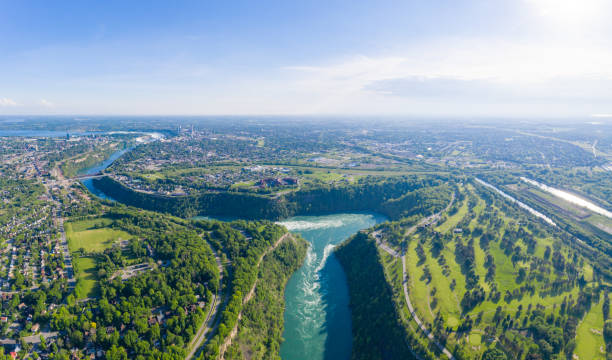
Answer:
[0,130,100,137]
[475,178,556,226]
[521,177,612,219]
[79,133,162,201]
[278,213,386,360]
[80,148,131,201]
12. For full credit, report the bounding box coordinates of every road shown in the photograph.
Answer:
[185,243,225,360]
[376,192,456,360]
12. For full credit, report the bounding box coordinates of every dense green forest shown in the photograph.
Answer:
[93,175,450,220]
[335,232,416,360]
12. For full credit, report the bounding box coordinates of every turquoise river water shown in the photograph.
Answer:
[278,213,385,360]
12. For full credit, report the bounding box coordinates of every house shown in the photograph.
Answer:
[453,228,463,234]
[31,323,40,333]
[282,177,299,185]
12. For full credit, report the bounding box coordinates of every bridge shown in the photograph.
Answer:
[73,173,106,180]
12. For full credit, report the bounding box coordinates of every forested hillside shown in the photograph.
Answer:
[93,175,451,220]
[335,232,416,360]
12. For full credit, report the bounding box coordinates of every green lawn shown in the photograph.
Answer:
[425,238,463,327]
[574,293,606,360]
[74,256,99,299]
[65,218,132,253]
[436,197,468,234]
[406,239,436,324]
[379,248,435,356]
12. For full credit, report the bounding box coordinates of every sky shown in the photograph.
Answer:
[1,0,612,117]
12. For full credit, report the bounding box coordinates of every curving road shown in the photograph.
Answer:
[185,241,225,360]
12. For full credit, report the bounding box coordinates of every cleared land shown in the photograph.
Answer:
[65,218,132,253]
[74,256,99,299]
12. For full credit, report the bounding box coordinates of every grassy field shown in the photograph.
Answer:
[379,248,437,358]
[74,256,99,299]
[65,218,132,253]
[574,293,607,360]
[435,196,468,233]
[390,184,598,359]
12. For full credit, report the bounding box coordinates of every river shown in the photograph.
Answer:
[475,178,556,226]
[79,148,132,201]
[521,177,612,219]
[277,213,386,360]
[78,132,162,200]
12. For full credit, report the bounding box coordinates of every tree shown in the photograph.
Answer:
[105,345,128,360]
[604,293,610,321]
[481,348,507,360]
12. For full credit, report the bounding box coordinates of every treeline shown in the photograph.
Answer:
[377,184,451,220]
[93,174,450,220]
[335,232,416,360]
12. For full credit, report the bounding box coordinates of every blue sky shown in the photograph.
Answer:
[1,0,612,116]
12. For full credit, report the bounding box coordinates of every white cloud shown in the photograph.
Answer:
[0,98,17,107]
[282,37,612,115]
[40,99,54,107]
[525,0,611,29]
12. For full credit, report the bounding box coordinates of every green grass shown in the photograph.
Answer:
[436,197,468,234]
[406,240,436,324]
[467,198,491,292]
[379,248,436,356]
[302,170,345,183]
[65,218,132,253]
[469,332,482,346]
[397,186,593,358]
[423,238,463,326]
[74,256,99,299]
[574,293,606,360]
[230,180,256,189]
